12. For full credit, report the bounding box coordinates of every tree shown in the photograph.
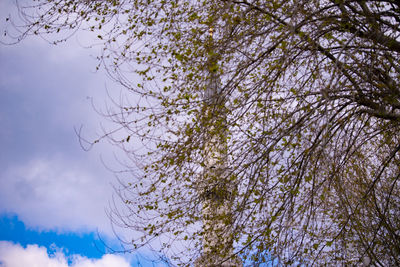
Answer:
[5,0,400,265]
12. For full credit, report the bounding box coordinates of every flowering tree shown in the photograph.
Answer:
[6,0,400,265]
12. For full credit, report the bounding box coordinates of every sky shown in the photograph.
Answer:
[0,1,168,266]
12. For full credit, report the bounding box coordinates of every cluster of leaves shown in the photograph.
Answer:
[7,0,400,265]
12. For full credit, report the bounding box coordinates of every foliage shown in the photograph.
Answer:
[5,0,400,265]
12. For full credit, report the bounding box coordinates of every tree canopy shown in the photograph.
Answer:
[5,0,400,265]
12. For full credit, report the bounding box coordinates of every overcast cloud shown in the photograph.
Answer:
[0,0,162,265]
[0,35,118,234]
[0,0,121,234]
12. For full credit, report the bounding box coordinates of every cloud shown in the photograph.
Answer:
[0,12,120,235]
[0,157,113,234]
[0,241,131,267]
[0,0,137,244]
[0,30,133,237]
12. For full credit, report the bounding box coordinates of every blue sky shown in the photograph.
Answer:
[0,1,168,266]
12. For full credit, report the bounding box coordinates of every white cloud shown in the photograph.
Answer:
[0,157,113,234]
[0,241,131,267]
